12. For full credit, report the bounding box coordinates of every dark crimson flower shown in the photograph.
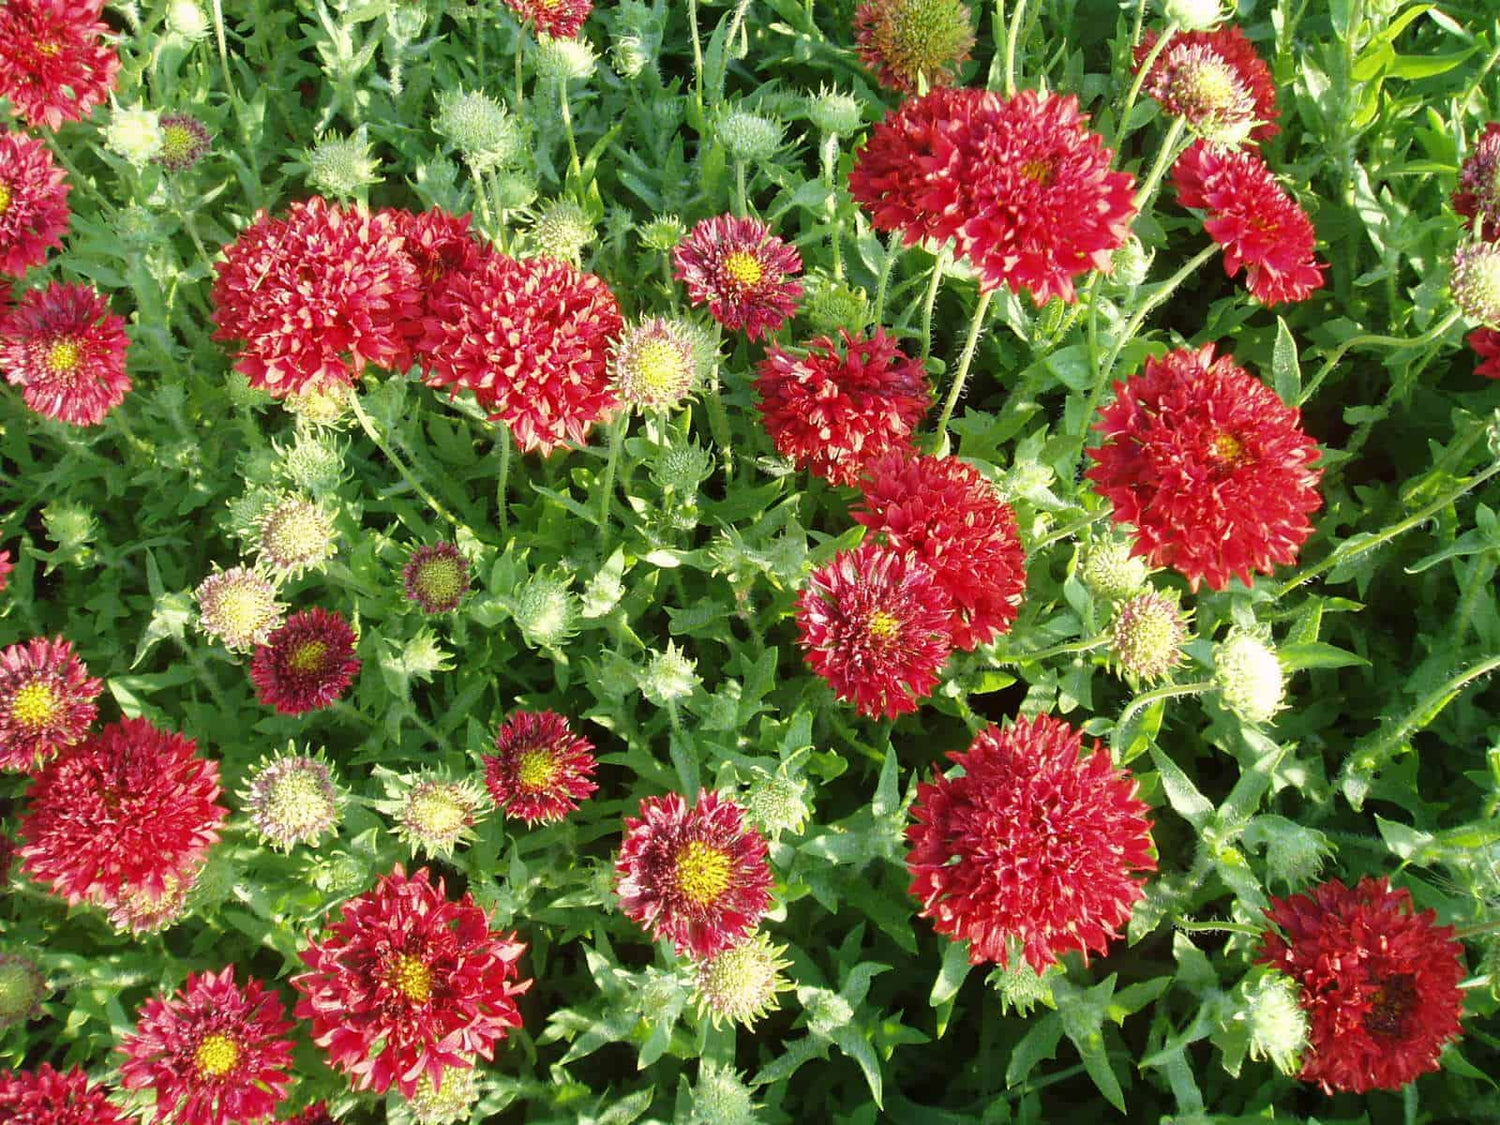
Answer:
[1134,25,1279,142]
[1454,121,1500,240]
[1,281,131,425]
[855,452,1027,650]
[292,865,530,1097]
[0,635,102,772]
[0,127,70,277]
[615,790,774,959]
[211,197,423,398]
[1469,326,1500,378]
[279,1105,333,1125]
[854,0,975,94]
[251,608,361,716]
[420,250,625,454]
[756,328,932,486]
[849,87,1136,303]
[906,713,1156,971]
[390,207,485,320]
[156,113,212,172]
[18,717,226,910]
[403,542,471,614]
[119,966,296,1125]
[1173,139,1326,305]
[796,541,954,718]
[503,0,593,38]
[0,0,121,131]
[0,1063,132,1125]
[1086,343,1323,591]
[484,709,599,825]
[1258,877,1467,1094]
[672,214,803,341]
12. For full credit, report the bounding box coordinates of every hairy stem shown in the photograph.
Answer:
[934,289,995,447]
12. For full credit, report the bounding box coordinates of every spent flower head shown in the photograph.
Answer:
[403,1061,481,1125]
[693,931,793,1029]
[383,772,490,860]
[256,493,338,578]
[156,114,213,171]
[1110,589,1190,683]
[1452,239,1500,326]
[239,746,343,852]
[612,317,699,411]
[195,566,286,653]
[403,543,471,614]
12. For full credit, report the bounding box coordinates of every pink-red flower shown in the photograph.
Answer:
[503,0,593,38]
[1469,326,1500,378]
[119,967,296,1125]
[403,542,471,614]
[1134,25,1279,142]
[796,541,954,718]
[250,608,361,716]
[756,328,932,486]
[211,197,423,398]
[1,281,131,425]
[0,127,70,277]
[421,250,625,454]
[484,709,599,825]
[1453,120,1500,240]
[1258,877,1467,1094]
[906,713,1156,971]
[390,206,485,320]
[673,214,803,341]
[0,0,121,130]
[1086,343,1323,591]
[292,865,530,1097]
[1173,139,1327,305]
[18,717,226,910]
[854,0,975,94]
[855,452,1027,650]
[0,1063,132,1125]
[616,790,774,959]
[0,548,12,592]
[849,87,1136,303]
[279,1105,333,1125]
[0,635,101,772]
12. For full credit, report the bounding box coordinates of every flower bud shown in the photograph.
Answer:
[1110,589,1189,683]
[718,109,783,163]
[303,130,382,200]
[512,571,579,649]
[535,36,597,83]
[638,641,699,705]
[1213,628,1286,725]
[694,932,793,1029]
[1079,535,1151,601]
[1452,239,1500,326]
[1161,0,1222,31]
[0,953,46,1030]
[104,104,164,167]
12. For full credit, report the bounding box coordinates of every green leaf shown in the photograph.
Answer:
[1277,641,1370,671]
[1272,317,1301,404]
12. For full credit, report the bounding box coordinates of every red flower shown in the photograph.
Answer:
[390,207,485,319]
[854,0,975,94]
[211,197,423,398]
[615,790,774,959]
[756,328,932,486]
[279,1105,332,1125]
[1,281,131,425]
[855,452,1027,650]
[0,548,12,592]
[0,126,70,277]
[0,1063,132,1125]
[18,717,226,909]
[1258,877,1467,1094]
[0,0,120,131]
[849,88,1136,303]
[906,713,1156,972]
[673,214,803,341]
[0,635,102,772]
[796,541,954,719]
[250,608,361,716]
[421,250,625,454]
[1134,25,1279,142]
[484,709,599,825]
[119,967,296,1125]
[292,865,530,1097]
[503,0,593,38]
[1469,326,1500,378]
[1456,121,1500,240]
[1173,139,1326,305]
[1086,343,1323,591]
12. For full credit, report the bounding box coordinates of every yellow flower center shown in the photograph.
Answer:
[390,953,434,1003]
[675,840,733,906]
[516,747,558,791]
[218,585,271,634]
[287,640,329,674]
[415,558,462,604]
[161,124,196,162]
[723,251,765,289]
[267,769,331,832]
[10,681,60,730]
[0,182,12,216]
[193,1033,241,1078]
[1174,59,1240,115]
[1020,157,1056,186]
[867,610,901,641]
[408,788,468,837]
[1211,430,1246,464]
[35,41,62,58]
[46,339,83,375]
[635,337,688,396]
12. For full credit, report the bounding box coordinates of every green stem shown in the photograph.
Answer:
[933,289,994,447]
[169,179,217,276]
[1462,39,1500,107]
[874,233,899,326]
[1129,0,1148,48]
[706,365,734,478]
[1172,919,1265,938]
[1297,308,1462,406]
[988,633,1109,667]
[349,392,461,527]
[514,31,525,112]
[1133,116,1187,213]
[1457,917,1500,940]
[734,160,749,217]
[1035,509,1107,550]
[598,412,626,542]
[688,0,705,112]
[920,247,949,360]
[496,428,511,537]
[558,83,582,187]
[469,164,493,234]
[1114,680,1214,737]
[210,0,238,103]
[1116,22,1177,144]
[1003,0,1028,97]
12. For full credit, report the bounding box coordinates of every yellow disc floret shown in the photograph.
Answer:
[675,840,733,906]
[194,1032,241,1078]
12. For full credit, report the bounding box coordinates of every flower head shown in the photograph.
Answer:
[421,250,624,454]
[1213,628,1285,724]
[504,0,593,39]
[239,747,342,851]
[1257,877,1467,1093]
[1454,121,1500,240]
[0,1064,131,1125]
[155,113,213,172]
[756,329,932,486]
[432,89,524,172]
[1135,25,1278,143]
[255,493,337,578]
[1110,589,1189,683]
[292,865,530,1097]
[251,608,361,716]
[484,709,599,825]
[693,931,793,1029]
[195,566,286,652]
[0,0,121,130]
[1470,326,1500,377]
[404,543,471,613]
[855,452,1028,650]
[1,281,131,425]
[1172,139,1326,305]
[0,126,70,277]
[906,713,1156,972]
[392,207,485,318]
[673,214,803,341]
[527,198,594,263]
[0,952,46,1029]
[303,130,380,200]
[119,967,296,1125]
[1451,238,1500,326]
[796,541,954,719]
[105,862,203,935]
[387,774,491,859]
[405,1062,481,1125]
[854,0,975,93]
[0,635,102,772]
[18,717,226,910]
[615,790,775,958]
[1086,343,1323,591]
[611,317,698,411]
[849,88,1137,303]
[1079,534,1150,600]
